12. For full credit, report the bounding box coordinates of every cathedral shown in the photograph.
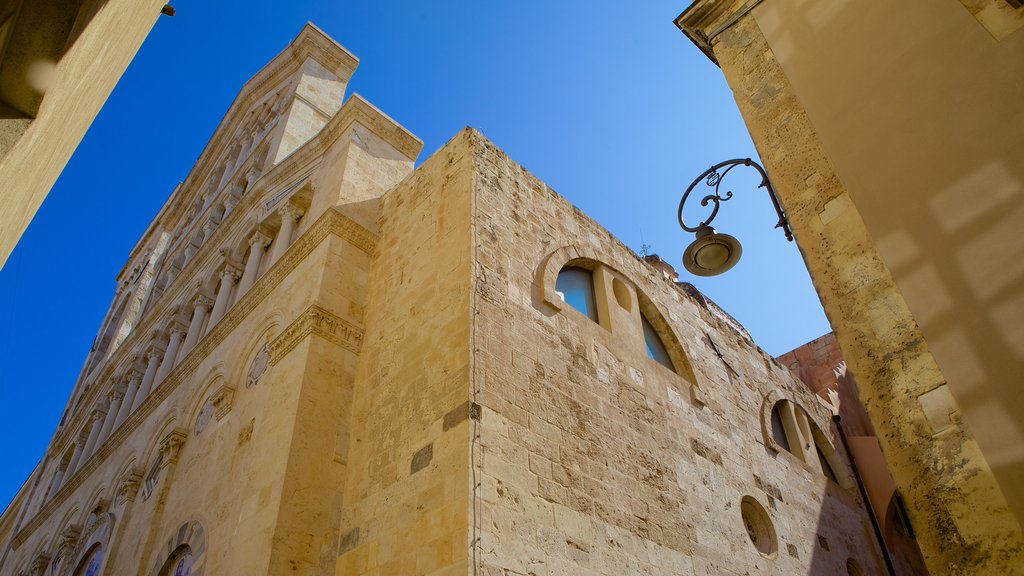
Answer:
[1,24,893,576]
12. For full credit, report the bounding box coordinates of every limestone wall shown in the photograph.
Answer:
[334,130,477,576]
[461,129,885,575]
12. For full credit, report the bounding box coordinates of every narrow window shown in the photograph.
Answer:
[816,442,839,483]
[555,267,598,322]
[641,315,674,370]
[770,403,791,452]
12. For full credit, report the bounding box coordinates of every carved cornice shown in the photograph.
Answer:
[269,304,363,364]
[674,0,765,66]
[14,207,377,547]
[322,94,422,161]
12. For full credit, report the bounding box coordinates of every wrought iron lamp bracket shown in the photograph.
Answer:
[677,158,793,241]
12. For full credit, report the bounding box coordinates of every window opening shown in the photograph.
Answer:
[770,404,790,452]
[74,545,102,576]
[816,442,839,483]
[555,267,598,322]
[641,314,674,370]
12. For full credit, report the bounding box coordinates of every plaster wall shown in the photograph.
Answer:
[748,0,1024,519]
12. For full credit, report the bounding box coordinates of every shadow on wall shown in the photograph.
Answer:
[755,0,1024,518]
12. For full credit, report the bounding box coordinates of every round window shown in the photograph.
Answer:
[740,495,777,558]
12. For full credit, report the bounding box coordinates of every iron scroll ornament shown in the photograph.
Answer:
[677,158,794,241]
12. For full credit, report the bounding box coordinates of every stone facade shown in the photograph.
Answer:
[676,1,1024,574]
[2,24,892,576]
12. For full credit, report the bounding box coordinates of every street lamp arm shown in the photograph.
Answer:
[677,158,793,241]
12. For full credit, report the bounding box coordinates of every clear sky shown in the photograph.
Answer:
[0,0,829,510]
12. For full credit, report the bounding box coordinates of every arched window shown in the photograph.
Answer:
[641,314,674,370]
[555,267,598,322]
[769,399,843,483]
[770,403,790,452]
[74,545,102,576]
[159,546,194,576]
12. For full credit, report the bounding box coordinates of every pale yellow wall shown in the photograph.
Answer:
[335,129,476,576]
[0,0,167,270]
[463,128,887,575]
[676,0,1024,572]
[751,0,1024,528]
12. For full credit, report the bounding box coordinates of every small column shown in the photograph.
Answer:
[64,432,88,477]
[207,266,241,328]
[79,409,107,462]
[155,322,187,383]
[95,387,124,446]
[243,164,261,194]
[268,203,304,265]
[236,231,272,299]
[201,218,219,244]
[222,187,242,218]
[131,347,163,413]
[180,294,214,356]
[115,368,144,428]
[48,461,69,496]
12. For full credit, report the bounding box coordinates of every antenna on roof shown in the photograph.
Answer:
[639,229,652,258]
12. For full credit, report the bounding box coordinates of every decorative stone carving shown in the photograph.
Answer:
[247,343,270,388]
[270,304,363,364]
[116,468,143,504]
[58,523,82,551]
[248,230,272,248]
[192,293,214,313]
[158,429,188,465]
[211,385,236,420]
[29,553,49,576]
[218,266,242,282]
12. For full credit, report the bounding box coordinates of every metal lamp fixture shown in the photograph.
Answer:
[678,158,793,276]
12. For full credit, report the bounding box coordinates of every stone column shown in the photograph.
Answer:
[131,347,163,413]
[79,409,106,462]
[201,215,220,241]
[180,294,214,356]
[65,432,88,477]
[155,323,186,383]
[236,231,272,299]
[49,461,69,496]
[243,164,261,194]
[222,188,242,218]
[207,266,241,328]
[95,388,123,446]
[114,368,144,428]
[268,203,304,265]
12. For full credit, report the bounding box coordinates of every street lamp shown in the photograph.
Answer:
[677,158,793,276]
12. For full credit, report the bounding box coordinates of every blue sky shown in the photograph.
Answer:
[0,0,828,509]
